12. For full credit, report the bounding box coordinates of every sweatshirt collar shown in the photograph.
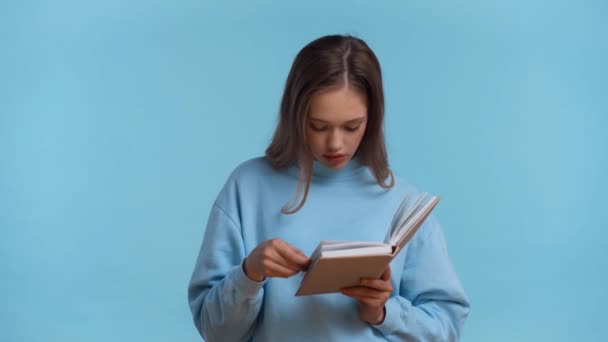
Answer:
[289,155,366,180]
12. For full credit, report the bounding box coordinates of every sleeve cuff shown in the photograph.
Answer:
[372,296,410,337]
[226,263,266,298]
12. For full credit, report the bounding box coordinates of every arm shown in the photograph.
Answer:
[373,217,471,341]
[188,203,265,341]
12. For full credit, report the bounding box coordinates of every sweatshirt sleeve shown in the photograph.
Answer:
[372,217,471,341]
[188,203,265,341]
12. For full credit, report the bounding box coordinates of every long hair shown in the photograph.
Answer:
[265,34,394,214]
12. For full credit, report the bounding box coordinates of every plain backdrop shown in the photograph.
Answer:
[1,0,607,341]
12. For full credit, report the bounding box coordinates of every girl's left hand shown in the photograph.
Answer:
[340,267,393,325]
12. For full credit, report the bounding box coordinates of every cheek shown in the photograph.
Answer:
[353,125,367,144]
[306,131,323,149]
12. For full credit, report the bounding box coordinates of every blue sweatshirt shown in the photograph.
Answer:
[188,156,470,341]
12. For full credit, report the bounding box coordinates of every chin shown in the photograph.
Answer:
[324,164,342,171]
[323,158,350,170]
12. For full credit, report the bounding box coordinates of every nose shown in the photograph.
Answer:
[327,129,343,152]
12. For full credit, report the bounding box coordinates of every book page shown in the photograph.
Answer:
[310,241,390,260]
[390,192,428,244]
[321,241,390,251]
[385,193,411,243]
[391,195,440,250]
[320,245,392,258]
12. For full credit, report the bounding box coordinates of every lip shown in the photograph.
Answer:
[324,154,347,163]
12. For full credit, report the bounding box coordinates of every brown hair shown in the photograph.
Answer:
[265,34,394,214]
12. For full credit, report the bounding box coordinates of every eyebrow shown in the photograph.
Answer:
[309,116,366,124]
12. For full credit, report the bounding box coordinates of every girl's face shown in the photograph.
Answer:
[306,86,368,170]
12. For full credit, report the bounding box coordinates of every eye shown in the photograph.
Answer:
[310,124,328,132]
[345,125,361,132]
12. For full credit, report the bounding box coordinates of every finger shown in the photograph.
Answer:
[264,259,300,278]
[341,290,377,301]
[354,296,383,307]
[265,248,305,273]
[275,254,307,273]
[279,240,309,263]
[289,243,307,257]
[341,291,383,306]
[381,267,391,281]
[341,286,385,299]
[272,239,310,268]
[359,278,393,292]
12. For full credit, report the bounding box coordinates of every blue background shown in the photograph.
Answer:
[2,1,607,341]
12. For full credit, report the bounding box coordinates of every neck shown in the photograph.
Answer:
[288,155,366,180]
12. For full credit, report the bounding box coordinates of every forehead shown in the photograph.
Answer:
[308,86,367,123]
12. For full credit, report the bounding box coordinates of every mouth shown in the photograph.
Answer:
[323,154,347,164]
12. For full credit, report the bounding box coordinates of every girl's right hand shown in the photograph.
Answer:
[243,238,311,282]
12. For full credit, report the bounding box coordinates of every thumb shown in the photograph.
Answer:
[381,267,391,281]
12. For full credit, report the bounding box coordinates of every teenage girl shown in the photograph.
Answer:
[188,34,470,341]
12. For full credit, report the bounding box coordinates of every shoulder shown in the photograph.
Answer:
[213,156,281,215]
[229,156,276,180]
[218,155,272,192]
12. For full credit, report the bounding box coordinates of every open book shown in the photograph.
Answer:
[295,192,440,296]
